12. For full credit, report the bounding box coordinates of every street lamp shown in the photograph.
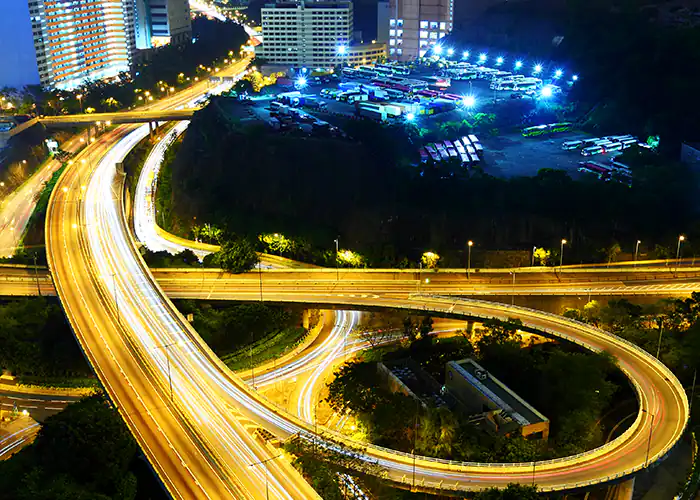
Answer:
[76,94,83,113]
[560,239,567,271]
[635,240,641,266]
[641,408,655,468]
[249,454,282,500]
[531,245,537,267]
[510,270,516,306]
[466,240,473,279]
[676,235,685,267]
[154,340,185,401]
[334,237,339,281]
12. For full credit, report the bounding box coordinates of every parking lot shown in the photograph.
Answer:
[237,63,633,180]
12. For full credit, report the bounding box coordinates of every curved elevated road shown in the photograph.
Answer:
[41,116,690,499]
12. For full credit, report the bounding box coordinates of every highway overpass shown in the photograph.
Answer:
[38,109,196,127]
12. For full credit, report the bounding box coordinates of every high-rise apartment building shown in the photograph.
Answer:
[386,0,453,61]
[134,0,192,50]
[260,1,353,67]
[0,0,137,90]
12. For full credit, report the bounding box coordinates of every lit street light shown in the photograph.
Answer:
[478,53,487,63]
[496,56,504,65]
[635,240,641,266]
[534,64,542,74]
[554,69,563,79]
[433,45,443,56]
[461,95,476,108]
[676,235,685,267]
[572,74,579,81]
[249,454,282,500]
[462,51,469,59]
[541,86,553,98]
[154,339,185,401]
[560,239,567,270]
[466,240,473,279]
[447,48,454,57]
[515,60,523,70]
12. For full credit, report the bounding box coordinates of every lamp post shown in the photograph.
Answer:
[531,245,536,267]
[676,235,685,268]
[510,271,515,306]
[154,340,184,401]
[655,319,664,359]
[334,237,339,281]
[467,240,473,279]
[641,408,655,468]
[560,239,567,271]
[249,454,282,500]
[76,94,83,113]
[634,240,641,266]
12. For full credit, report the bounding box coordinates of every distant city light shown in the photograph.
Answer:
[534,64,543,73]
[433,45,443,55]
[406,113,415,121]
[515,60,523,69]
[496,56,504,65]
[479,53,487,62]
[554,69,563,78]
[541,86,553,98]
[447,48,454,56]
[572,74,579,81]
[462,95,476,107]
[462,51,469,58]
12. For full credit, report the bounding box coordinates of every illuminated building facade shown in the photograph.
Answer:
[386,0,453,61]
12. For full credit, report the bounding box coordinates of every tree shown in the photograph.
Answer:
[210,238,259,274]
[474,483,539,500]
[532,247,550,266]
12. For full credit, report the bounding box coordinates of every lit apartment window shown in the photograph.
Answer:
[389,39,395,46]
[389,29,395,36]
[419,49,427,57]
[390,18,396,27]
[396,29,403,37]
[439,32,446,38]
[397,19,403,27]
[430,21,438,29]
[397,49,402,55]
[429,32,437,39]
[440,22,446,30]
[389,48,395,55]
[420,30,428,39]
[419,40,428,47]
[420,21,428,29]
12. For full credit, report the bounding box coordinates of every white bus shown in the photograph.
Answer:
[581,145,604,156]
[562,140,583,150]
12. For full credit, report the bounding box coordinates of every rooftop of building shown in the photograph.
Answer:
[449,358,548,427]
[383,359,457,409]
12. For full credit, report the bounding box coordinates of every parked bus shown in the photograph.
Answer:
[581,145,604,156]
[342,68,358,78]
[356,68,377,79]
[562,140,583,150]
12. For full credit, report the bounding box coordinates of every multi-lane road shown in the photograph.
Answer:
[3,264,700,298]
[0,51,691,497]
[41,114,689,499]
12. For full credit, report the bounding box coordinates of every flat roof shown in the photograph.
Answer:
[451,359,548,426]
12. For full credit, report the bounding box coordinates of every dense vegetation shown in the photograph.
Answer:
[164,100,696,268]
[563,294,700,384]
[173,300,306,364]
[0,394,166,500]
[0,298,94,385]
[326,317,627,463]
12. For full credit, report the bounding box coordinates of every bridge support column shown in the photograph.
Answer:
[148,121,155,138]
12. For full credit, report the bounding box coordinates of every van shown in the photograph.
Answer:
[562,140,583,150]
[581,145,603,156]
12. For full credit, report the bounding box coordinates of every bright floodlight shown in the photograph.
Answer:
[447,48,454,56]
[479,53,487,62]
[406,112,415,121]
[462,50,469,58]
[496,56,504,65]
[462,95,476,107]
[337,45,347,55]
[534,64,542,73]
[433,45,443,55]
[296,76,307,88]
[515,60,523,69]
[541,86,553,97]
[572,74,579,81]
[554,69,563,78]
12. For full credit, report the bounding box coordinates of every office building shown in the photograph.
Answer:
[445,359,549,440]
[385,0,454,61]
[376,0,390,43]
[134,0,192,50]
[260,0,354,68]
[1,0,138,90]
[345,42,387,66]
